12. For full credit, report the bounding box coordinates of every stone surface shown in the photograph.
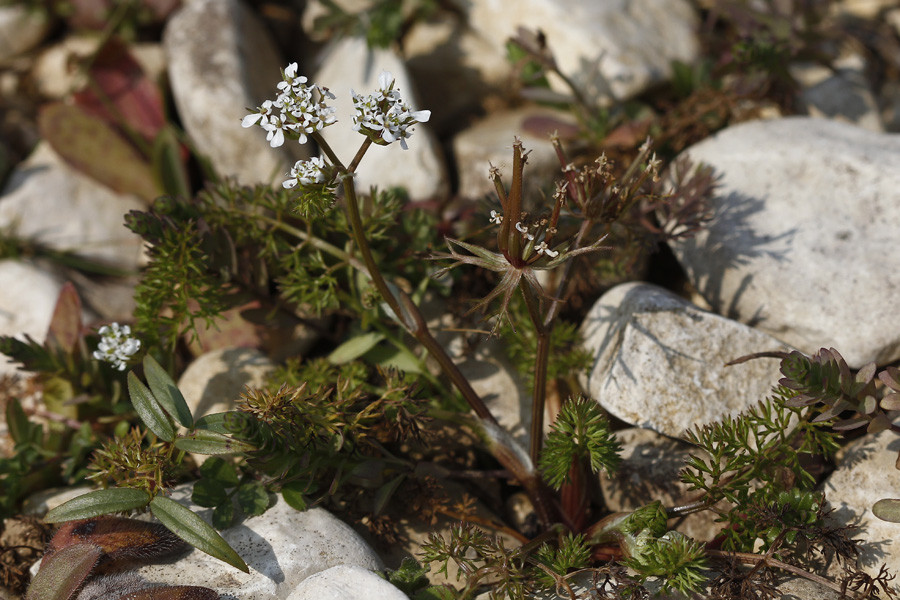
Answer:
[314,36,448,200]
[0,261,64,376]
[0,5,49,62]
[453,107,576,203]
[34,37,166,99]
[579,282,788,437]
[668,117,900,368]
[136,484,385,598]
[285,565,407,600]
[792,53,882,132]
[404,16,511,133]
[0,142,146,270]
[465,0,699,104]
[29,483,386,599]
[824,430,900,593]
[178,347,276,421]
[600,428,719,542]
[164,0,304,186]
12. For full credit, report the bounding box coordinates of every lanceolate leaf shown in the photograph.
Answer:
[128,371,176,441]
[26,542,101,600]
[149,495,248,573]
[174,430,255,455]
[38,103,162,202]
[45,283,83,356]
[44,488,151,523]
[327,331,385,364]
[143,355,193,428]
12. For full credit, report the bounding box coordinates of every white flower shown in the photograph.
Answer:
[489,210,503,225]
[515,221,534,241]
[243,65,336,148]
[534,241,559,258]
[283,156,330,189]
[351,71,430,150]
[93,323,141,371]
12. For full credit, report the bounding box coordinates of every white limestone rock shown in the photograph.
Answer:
[668,117,900,368]
[792,52,883,132]
[163,0,305,186]
[0,142,146,270]
[0,5,49,62]
[285,565,408,600]
[465,0,699,104]
[453,107,576,203]
[579,282,788,437]
[824,429,900,593]
[313,37,448,200]
[178,347,276,422]
[0,261,64,376]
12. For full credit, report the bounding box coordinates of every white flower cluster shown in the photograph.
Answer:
[283,156,330,189]
[93,323,141,371]
[351,71,430,150]
[242,62,336,148]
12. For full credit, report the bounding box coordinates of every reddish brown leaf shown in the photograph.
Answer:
[124,586,220,600]
[73,38,166,146]
[46,516,188,572]
[45,283,83,356]
[38,102,162,202]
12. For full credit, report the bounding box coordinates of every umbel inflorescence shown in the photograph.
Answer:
[242,63,430,190]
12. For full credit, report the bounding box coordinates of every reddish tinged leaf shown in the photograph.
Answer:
[27,543,101,600]
[123,585,220,600]
[73,38,166,146]
[38,102,162,202]
[45,516,188,572]
[521,115,580,141]
[45,283,83,355]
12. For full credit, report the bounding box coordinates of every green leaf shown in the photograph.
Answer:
[365,344,423,374]
[281,485,308,511]
[372,474,406,515]
[194,412,232,434]
[44,488,151,522]
[175,430,255,455]
[38,103,162,203]
[149,495,248,572]
[236,483,270,517]
[127,372,176,442]
[328,331,384,364]
[5,398,32,445]
[25,542,102,600]
[199,457,240,486]
[212,501,234,530]
[192,479,228,508]
[143,355,193,428]
[873,499,900,523]
[152,125,191,199]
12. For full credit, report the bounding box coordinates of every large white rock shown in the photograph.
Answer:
[579,282,787,437]
[792,52,882,132]
[668,117,900,368]
[465,0,699,104]
[285,565,408,600]
[0,261,64,376]
[313,37,448,200]
[453,107,576,203]
[824,430,900,593]
[0,5,49,62]
[178,347,276,421]
[137,484,385,598]
[0,142,146,270]
[164,0,304,186]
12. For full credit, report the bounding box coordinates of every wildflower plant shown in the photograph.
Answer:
[12,58,893,600]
